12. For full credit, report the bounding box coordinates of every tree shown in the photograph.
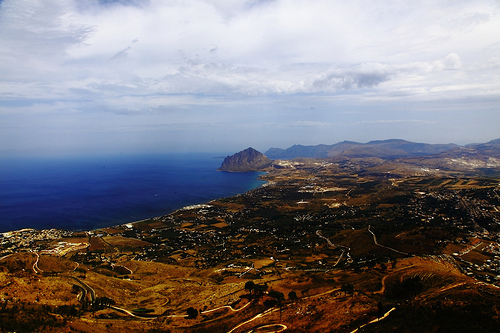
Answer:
[341,283,354,296]
[264,299,277,307]
[186,307,198,319]
[387,275,424,299]
[268,290,284,301]
[245,281,255,294]
[288,291,298,301]
[377,301,384,319]
[253,283,268,296]
[98,297,115,307]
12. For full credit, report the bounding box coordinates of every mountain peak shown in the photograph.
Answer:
[218,148,271,172]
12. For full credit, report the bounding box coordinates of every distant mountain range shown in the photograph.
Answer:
[265,139,500,159]
[219,139,500,173]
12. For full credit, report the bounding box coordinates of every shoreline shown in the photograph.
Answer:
[125,172,269,230]
[0,171,269,235]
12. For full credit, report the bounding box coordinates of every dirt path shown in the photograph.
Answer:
[100,236,119,252]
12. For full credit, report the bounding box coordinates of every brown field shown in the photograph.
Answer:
[102,236,151,248]
[253,258,275,269]
[59,236,89,244]
[1,243,499,332]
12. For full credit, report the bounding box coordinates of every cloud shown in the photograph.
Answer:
[356,119,436,125]
[0,0,499,153]
[435,53,463,70]
[2,0,498,100]
[312,64,394,90]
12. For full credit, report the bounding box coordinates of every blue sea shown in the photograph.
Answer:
[0,153,265,233]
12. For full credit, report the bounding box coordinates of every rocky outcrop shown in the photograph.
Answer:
[218,148,272,172]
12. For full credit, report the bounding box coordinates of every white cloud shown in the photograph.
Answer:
[0,0,499,153]
[2,0,499,98]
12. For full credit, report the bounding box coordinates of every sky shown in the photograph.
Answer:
[1,0,499,156]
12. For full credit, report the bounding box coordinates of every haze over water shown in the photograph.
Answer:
[0,154,265,233]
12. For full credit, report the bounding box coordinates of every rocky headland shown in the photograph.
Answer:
[218,147,272,172]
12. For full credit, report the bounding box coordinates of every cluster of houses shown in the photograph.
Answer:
[0,228,73,256]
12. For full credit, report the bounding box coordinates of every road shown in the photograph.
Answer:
[107,295,252,320]
[200,300,251,315]
[227,307,280,333]
[32,252,43,274]
[110,306,158,319]
[248,324,287,332]
[111,263,133,274]
[368,225,408,255]
[0,254,13,261]
[373,265,414,294]
[69,276,96,305]
[226,286,344,333]
[350,307,396,333]
[316,230,351,267]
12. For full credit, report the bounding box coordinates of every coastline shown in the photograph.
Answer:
[0,154,266,233]
[125,172,269,230]
[1,171,268,235]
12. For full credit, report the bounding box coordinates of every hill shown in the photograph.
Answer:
[218,147,272,172]
[400,138,500,174]
[265,139,459,159]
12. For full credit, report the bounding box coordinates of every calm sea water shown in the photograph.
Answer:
[0,153,265,233]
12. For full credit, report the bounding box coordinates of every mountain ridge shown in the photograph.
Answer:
[265,139,473,159]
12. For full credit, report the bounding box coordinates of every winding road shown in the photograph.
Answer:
[368,225,408,255]
[350,307,396,333]
[32,252,43,274]
[373,266,413,294]
[200,300,251,315]
[248,323,288,332]
[110,306,158,319]
[316,230,351,267]
[69,276,96,305]
[227,307,280,333]
[0,254,13,261]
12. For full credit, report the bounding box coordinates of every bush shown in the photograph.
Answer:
[186,307,198,319]
[387,275,424,299]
